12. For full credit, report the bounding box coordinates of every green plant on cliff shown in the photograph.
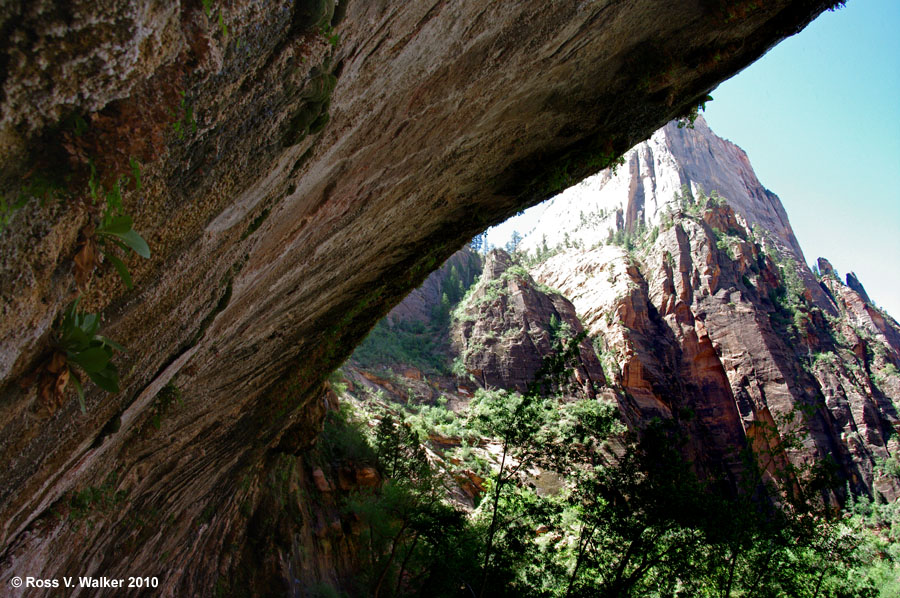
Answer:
[320,23,340,46]
[768,251,813,340]
[714,228,739,261]
[54,299,124,411]
[75,161,151,289]
[148,383,183,431]
[0,174,66,232]
[0,192,30,230]
[68,471,127,528]
[170,91,197,140]
[606,221,658,256]
[676,95,713,129]
[95,213,151,286]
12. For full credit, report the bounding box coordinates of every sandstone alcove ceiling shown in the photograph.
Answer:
[0,0,841,594]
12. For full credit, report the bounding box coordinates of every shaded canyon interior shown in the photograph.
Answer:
[0,0,865,595]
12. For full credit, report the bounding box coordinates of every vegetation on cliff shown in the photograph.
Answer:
[319,352,895,597]
[309,242,896,596]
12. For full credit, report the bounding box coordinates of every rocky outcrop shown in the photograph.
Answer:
[521,116,836,314]
[0,1,842,594]
[846,271,873,305]
[452,250,606,399]
[514,113,899,498]
[533,197,900,500]
[817,257,836,277]
[522,117,801,256]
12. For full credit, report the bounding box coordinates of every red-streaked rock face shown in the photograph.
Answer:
[0,1,840,594]
[532,164,900,503]
[521,117,837,313]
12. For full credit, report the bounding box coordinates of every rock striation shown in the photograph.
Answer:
[527,122,900,500]
[0,1,844,594]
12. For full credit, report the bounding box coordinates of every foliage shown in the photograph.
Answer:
[77,161,151,289]
[874,362,900,387]
[0,174,65,232]
[465,332,596,595]
[320,23,341,46]
[68,471,127,528]
[407,402,477,443]
[354,256,479,374]
[339,407,481,597]
[312,402,378,468]
[44,299,124,413]
[94,214,151,287]
[606,221,658,255]
[505,230,523,255]
[333,379,892,598]
[434,264,473,326]
[148,383,183,430]
[337,262,894,597]
[169,91,197,140]
[676,95,713,129]
[353,318,451,374]
[470,231,488,254]
[500,407,872,598]
[541,150,625,197]
[841,493,900,596]
[0,191,31,230]
[768,251,813,339]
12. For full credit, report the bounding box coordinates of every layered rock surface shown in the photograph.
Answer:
[520,117,835,313]
[0,1,844,594]
[521,117,802,257]
[528,134,900,499]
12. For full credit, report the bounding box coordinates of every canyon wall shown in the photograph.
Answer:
[527,121,900,500]
[0,1,842,595]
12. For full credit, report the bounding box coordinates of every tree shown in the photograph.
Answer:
[470,232,487,254]
[505,230,523,255]
[352,413,480,597]
[467,332,591,597]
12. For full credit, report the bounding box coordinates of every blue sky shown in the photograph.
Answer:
[488,0,900,318]
[701,0,900,317]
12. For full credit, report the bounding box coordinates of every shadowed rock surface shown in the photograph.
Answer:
[452,249,606,399]
[0,1,843,594]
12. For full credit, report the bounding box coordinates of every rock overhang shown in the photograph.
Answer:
[0,0,840,592]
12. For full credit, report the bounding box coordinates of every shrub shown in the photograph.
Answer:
[41,299,125,413]
[313,403,377,467]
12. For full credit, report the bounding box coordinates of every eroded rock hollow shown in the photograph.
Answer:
[0,1,839,594]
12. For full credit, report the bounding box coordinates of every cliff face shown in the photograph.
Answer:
[451,249,606,399]
[384,249,481,328]
[318,117,899,592]
[0,0,843,594]
[521,117,802,257]
[528,124,900,500]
